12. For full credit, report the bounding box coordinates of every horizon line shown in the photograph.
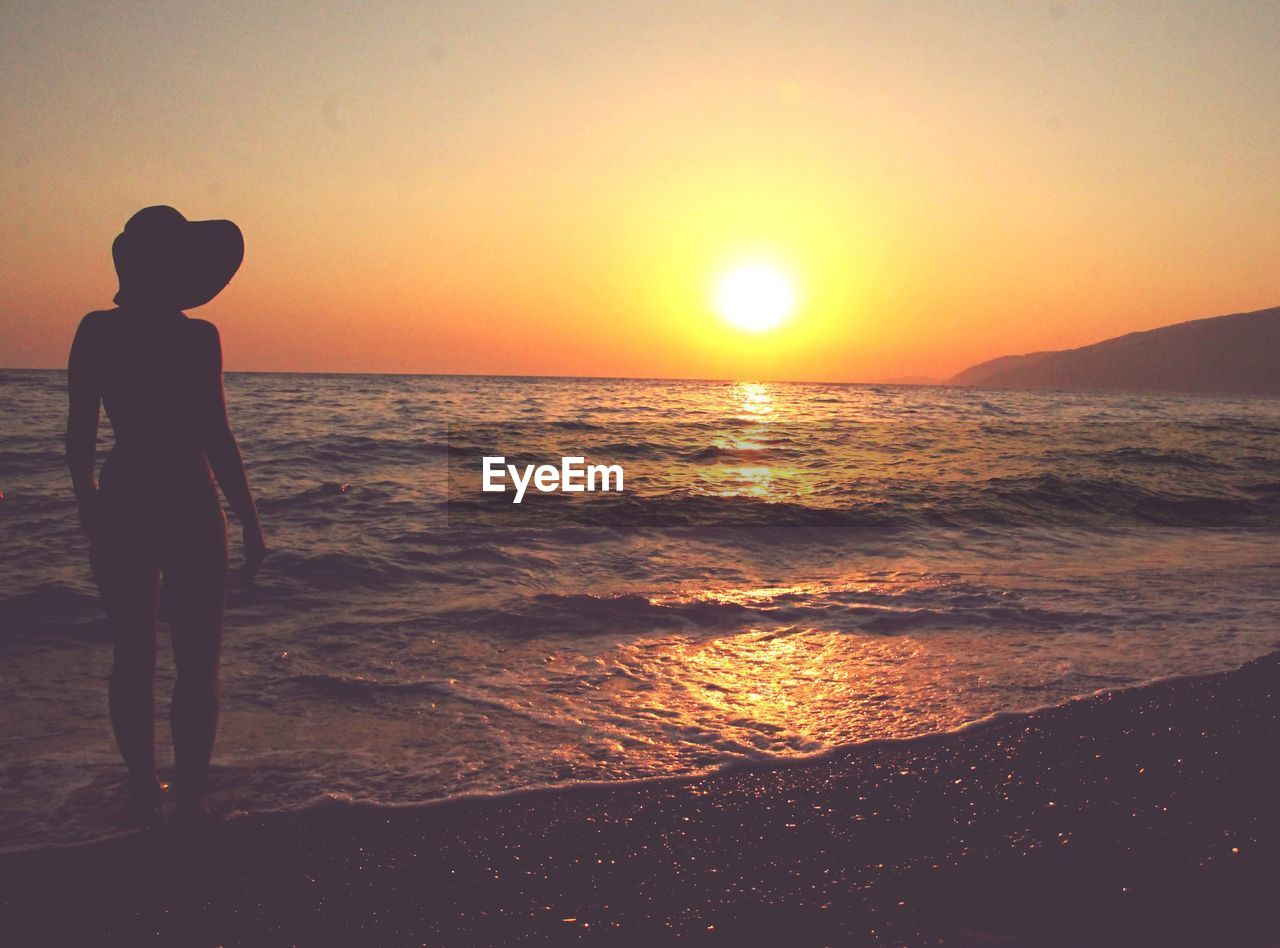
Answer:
[0,365,951,387]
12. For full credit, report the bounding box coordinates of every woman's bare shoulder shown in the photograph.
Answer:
[69,311,117,374]
[71,310,117,350]
[185,317,221,343]
[183,318,223,367]
[76,309,115,331]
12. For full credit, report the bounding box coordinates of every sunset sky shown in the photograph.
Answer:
[2,1,1278,381]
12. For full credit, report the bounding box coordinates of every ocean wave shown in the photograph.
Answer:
[264,673,454,702]
[305,436,449,465]
[263,549,423,590]
[443,475,1278,531]
[681,444,807,464]
[0,584,101,639]
[257,482,394,513]
[1090,446,1225,469]
[0,446,66,471]
[441,591,753,637]
[431,582,1111,639]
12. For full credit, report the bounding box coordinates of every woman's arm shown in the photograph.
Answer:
[66,314,103,537]
[194,320,267,579]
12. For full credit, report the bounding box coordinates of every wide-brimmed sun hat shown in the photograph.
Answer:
[112,205,244,310]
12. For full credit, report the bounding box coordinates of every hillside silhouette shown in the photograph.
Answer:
[950,306,1280,396]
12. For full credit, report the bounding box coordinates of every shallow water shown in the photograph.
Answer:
[2,370,1278,850]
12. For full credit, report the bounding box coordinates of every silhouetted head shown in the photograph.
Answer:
[112,206,244,310]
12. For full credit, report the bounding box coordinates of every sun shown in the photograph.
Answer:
[715,264,796,333]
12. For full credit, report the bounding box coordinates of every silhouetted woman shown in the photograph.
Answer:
[66,206,266,823]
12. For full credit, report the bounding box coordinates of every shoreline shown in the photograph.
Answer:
[0,657,1264,860]
[2,651,1275,945]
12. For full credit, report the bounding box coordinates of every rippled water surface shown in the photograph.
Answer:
[2,370,1278,849]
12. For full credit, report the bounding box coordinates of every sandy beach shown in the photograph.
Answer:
[2,651,1274,945]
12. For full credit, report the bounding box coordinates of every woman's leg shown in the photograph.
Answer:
[91,535,163,807]
[162,508,228,819]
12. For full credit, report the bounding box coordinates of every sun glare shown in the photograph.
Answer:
[715,264,796,333]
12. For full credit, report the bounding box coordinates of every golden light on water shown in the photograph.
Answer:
[735,381,775,417]
[631,615,977,750]
[695,382,801,500]
[713,466,777,498]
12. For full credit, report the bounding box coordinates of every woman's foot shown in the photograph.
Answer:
[127,776,167,826]
[174,793,214,826]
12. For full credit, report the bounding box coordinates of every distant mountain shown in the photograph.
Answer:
[874,375,943,386]
[949,306,1280,396]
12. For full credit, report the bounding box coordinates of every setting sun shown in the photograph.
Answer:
[715,264,797,333]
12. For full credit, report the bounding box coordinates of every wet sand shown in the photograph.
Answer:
[2,652,1276,946]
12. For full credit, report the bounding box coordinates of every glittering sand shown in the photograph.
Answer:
[2,653,1276,946]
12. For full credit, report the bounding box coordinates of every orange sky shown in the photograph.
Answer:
[2,2,1278,381]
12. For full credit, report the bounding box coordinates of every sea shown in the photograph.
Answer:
[2,369,1278,851]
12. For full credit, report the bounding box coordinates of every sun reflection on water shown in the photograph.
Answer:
[690,381,821,501]
[614,626,978,757]
[735,381,776,418]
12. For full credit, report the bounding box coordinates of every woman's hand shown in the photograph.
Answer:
[241,522,267,582]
